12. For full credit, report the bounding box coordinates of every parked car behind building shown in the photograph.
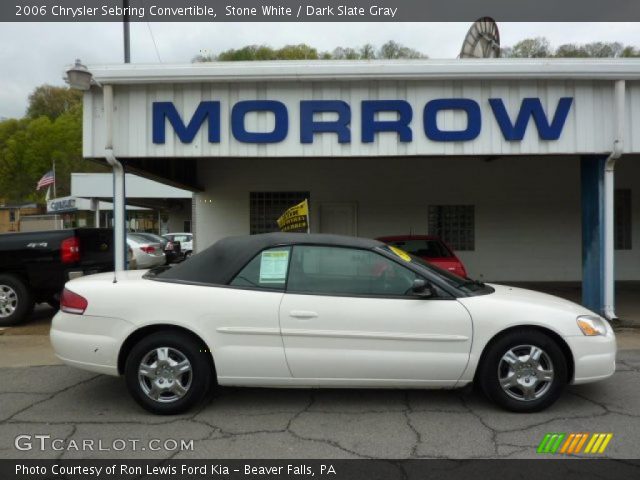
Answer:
[163,233,193,259]
[377,235,467,278]
[130,232,181,264]
[127,233,166,269]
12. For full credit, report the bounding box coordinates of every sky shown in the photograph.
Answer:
[0,21,638,118]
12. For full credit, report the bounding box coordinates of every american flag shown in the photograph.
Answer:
[36,170,55,191]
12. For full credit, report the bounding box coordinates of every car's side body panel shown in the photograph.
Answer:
[279,294,472,386]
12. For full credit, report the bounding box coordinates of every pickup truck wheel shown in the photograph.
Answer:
[0,274,34,327]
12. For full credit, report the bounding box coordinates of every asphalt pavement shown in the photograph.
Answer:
[1,350,639,459]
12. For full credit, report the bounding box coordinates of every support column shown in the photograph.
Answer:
[581,156,606,314]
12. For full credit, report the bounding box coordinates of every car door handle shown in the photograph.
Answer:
[289,310,318,319]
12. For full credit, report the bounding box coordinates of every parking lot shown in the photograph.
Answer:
[2,298,640,460]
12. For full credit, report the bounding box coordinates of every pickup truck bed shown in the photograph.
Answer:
[0,228,114,326]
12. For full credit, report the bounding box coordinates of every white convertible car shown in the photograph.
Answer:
[51,233,616,415]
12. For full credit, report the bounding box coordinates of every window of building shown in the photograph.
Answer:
[183,220,191,233]
[615,189,632,250]
[428,205,475,251]
[287,246,419,297]
[230,246,292,290]
[250,192,310,235]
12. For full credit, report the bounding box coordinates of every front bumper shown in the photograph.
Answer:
[566,332,617,384]
[50,311,132,376]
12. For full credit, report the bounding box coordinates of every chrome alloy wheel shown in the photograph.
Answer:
[138,347,193,403]
[0,284,18,319]
[498,345,554,402]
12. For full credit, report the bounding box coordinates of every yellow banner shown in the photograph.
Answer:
[277,199,309,232]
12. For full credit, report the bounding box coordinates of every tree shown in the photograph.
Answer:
[378,40,426,59]
[332,47,359,60]
[194,41,427,62]
[505,37,552,58]
[504,38,639,58]
[207,43,320,61]
[26,85,83,120]
[277,44,319,60]
[0,86,106,203]
[359,44,376,60]
[583,42,624,58]
[555,44,589,58]
[621,46,640,57]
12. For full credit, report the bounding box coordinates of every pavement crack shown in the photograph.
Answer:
[2,374,101,424]
[284,391,373,459]
[460,395,499,457]
[402,392,421,458]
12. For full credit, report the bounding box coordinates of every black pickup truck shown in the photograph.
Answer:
[0,228,114,326]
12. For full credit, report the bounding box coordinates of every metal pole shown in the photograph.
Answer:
[123,0,131,63]
[104,85,126,276]
[602,80,626,320]
[52,158,57,198]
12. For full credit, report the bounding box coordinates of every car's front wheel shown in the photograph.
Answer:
[124,331,213,414]
[478,329,568,412]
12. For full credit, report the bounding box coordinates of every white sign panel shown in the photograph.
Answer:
[83,80,640,158]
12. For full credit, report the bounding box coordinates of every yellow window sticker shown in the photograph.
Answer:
[389,246,412,262]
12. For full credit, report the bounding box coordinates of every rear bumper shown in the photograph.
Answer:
[50,311,132,376]
[566,332,617,384]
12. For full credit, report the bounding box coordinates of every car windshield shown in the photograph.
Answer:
[385,239,453,258]
[378,245,487,293]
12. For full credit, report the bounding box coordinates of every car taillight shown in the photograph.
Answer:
[140,245,156,254]
[61,237,81,264]
[60,288,88,315]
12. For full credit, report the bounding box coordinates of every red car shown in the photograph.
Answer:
[377,235,468,278]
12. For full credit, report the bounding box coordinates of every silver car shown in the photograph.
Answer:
[126,233,166,269]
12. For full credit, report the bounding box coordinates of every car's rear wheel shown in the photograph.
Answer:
[478,329,567,412]
[0,274,34,327]
[124,331,213,414]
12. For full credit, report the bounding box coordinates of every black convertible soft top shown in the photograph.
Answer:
[154,233,383,286]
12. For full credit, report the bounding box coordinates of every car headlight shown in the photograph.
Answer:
[576,315,609,336]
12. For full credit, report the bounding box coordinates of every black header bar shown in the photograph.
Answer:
[2,0,640,22]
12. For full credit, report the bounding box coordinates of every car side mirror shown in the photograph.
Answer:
[411,278,434,297]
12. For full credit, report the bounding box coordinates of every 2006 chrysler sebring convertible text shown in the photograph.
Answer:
[51,233,616,415]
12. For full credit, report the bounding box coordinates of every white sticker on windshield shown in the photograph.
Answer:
[259,250,290,284]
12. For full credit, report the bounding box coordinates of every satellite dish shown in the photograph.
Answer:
[459,17,501,58]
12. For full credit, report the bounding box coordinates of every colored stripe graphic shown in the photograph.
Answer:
[539,433,613,455]
[574,433,589,453]
[537,433,565,453]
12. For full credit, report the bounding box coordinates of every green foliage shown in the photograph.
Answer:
[377,40,426,59]
[621,46,640,57]
[194,41,427,62]
[503,37,552,58]
[213,44,320,61]
[26,85,83,120]
[504,38,638,58]
[0,86,105,203]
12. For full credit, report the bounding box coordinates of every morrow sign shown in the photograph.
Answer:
[152,97,574,145]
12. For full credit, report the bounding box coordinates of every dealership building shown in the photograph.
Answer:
[79,59,640,317]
